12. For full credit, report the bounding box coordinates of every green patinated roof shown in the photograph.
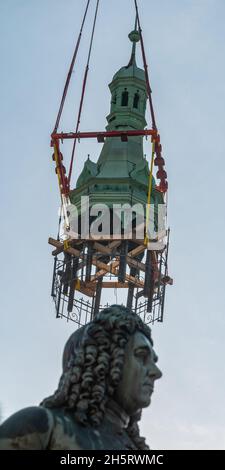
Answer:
[112,29,145,83]
[112,64,145,83]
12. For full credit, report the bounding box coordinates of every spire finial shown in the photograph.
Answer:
[127,15,140,68]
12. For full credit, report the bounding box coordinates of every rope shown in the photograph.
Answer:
[68,0,100,185]
[53,0,91,134]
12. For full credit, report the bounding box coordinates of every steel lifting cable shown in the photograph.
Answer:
[68,0,100,185]
[53,0,91,134]
[134,0,168,196]
[134,0,169,244]
[134,0,157,131]
[134,0,157,242]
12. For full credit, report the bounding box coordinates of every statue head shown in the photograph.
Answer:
[41,305,162,449]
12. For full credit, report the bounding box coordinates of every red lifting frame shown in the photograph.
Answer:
[51,129,159,197]
[51,129,158,142]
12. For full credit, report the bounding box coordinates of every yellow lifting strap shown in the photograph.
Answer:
[145,140,155,245]
[63,239,70,251]
[75,279,81,290]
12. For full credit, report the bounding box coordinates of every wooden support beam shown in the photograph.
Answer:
[91,243,146,281]
[108,240,122,249]
[127,256,146,272]
[49,237,80,257]
[91,263,117,282]
[50,238,121,257]
[92,258,118,275]
[93,240,121,255]
[49,237,145,290]
[101,282,129,288]
[75,281,95,297]
[90,257,144,288]
[128,244,146,257]
[93,242,111,255]
[85,281,130,289]
[52,245,64,256]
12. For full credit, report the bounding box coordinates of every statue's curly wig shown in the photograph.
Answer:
[41,305,152,450]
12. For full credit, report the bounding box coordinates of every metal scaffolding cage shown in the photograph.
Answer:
[50,231,171,327]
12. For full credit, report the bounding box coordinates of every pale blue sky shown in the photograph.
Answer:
[1,0,225,449]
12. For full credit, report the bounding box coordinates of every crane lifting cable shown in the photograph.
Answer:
[51,0,101,201]
[133,0,168,241]
[53,0,91,134]
[134,0,157,131]
[68,0,100,185]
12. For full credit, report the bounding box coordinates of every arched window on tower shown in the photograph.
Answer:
[133,92,140,109]
[121,89,129,106]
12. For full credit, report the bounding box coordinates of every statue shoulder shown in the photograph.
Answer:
[0,406,54,450]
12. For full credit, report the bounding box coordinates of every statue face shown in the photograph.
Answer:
[114,331,162,415]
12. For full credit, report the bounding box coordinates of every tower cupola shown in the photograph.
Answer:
[107,30,147,131]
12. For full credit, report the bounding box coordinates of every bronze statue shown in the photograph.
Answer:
[0,305,162,450]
